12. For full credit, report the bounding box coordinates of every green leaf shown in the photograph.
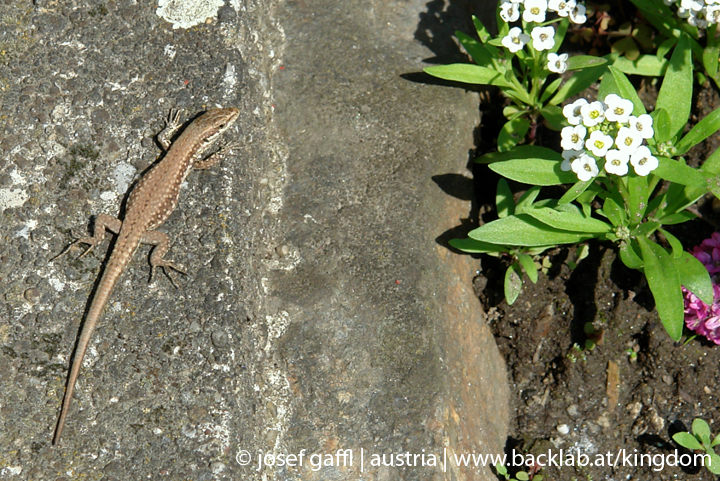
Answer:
[559,178,593,204]
[549,62,608,106]
[702,142,720,173]
[456,31,495,68]
[660,228,683,258]
[468,214,595,247]
[707,453,720,475]
[608,66,646,115]
[704,24,720,77]
[539,105,566,131]
[676,251,714,305]
[693,419,712,446]
[551,17,569,53]
[448,237,509,254]
[472,15,491,44]
[498,117,531,152]
[636,237,684,341]
[657,37,677,60]
[424,64,512,88]
[505,262,523,305]
[515,186,542,213]
[652,108,672,144]
[477,145,562,164]
[516,472,530,481]
[525,207,612,234]
[489,159,577,186]
[620,240,644,269]
[672,432,703,451]
[659,210,696,225]
[675,108,720,156]
[712,432,720,448]
[627,174,650,226]
[602,196,626,226]
[631,220,660,237]
[655,34,693,141]
[540,77,563,105]
[495,463,508,476]
[655,156,709,188]
[610,54,668,76]
[566,55,608,71]
[497,178,514,218]
[517,252,538,283]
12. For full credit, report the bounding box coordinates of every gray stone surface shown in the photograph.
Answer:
[0,0,508,480]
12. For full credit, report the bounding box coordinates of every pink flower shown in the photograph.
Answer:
[683,284,720,344]
[682,235,720,344]
[691,232,720,275]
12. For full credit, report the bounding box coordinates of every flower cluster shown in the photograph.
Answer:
[682,233,720,344]
[500,0,587,25]
[499,0,587,73]
[664,0,720,28]
[560,95,658,181]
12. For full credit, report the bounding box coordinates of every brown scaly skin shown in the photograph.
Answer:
[52,107,240,444]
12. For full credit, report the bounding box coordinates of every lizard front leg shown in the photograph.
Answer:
[157,109,184,151]
[193,140,240,170]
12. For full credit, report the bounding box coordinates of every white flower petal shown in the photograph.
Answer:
[604,149,630,176]
[580,100,605,127]
[585,130,614,157]
[562,98,588,125]
[630,145,659,176]
[615,126,642,153]
[531,26,555,51]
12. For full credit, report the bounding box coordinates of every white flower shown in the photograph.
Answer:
[687,11,707,28]
[580,100,605,127]
[500,0,522,22]
[561,125,586,150]
[677,6,690,18]
[603,94,634,123]
[563,98,588,125]
[615,126,643,153]
[571,153,599,181]
[502,27,530,53]
[561,149,583,171]
[604,149,630,176]
[708,5,720,25]
[531,26,555,51]
[628,114,654,139]
[630,146,659,176]
[548,0,576,16]
[585,130,614,157]
[569,3,587,24]
[663,0,678,4]
[547,52,569,73]
[681,0,704,11]
[523,0,548,22]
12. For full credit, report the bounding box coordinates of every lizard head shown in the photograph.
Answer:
[198,107,241,145]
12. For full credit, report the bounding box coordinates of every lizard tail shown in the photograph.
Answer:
[53,254,128,445]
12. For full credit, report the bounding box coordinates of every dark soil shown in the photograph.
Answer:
[473,84,720,479]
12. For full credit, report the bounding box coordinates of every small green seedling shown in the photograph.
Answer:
[672,418,720,475]
[495,462,544,481]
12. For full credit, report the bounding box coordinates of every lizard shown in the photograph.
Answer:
[52,107,240,444]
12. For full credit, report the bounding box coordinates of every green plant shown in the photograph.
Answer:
[425,2,607,152]
[630,0,720,87]
[495,461,545,481]
[672,418,720,474]
[452,34,720,341]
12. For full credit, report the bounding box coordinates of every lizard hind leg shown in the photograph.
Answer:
[51,214,123,261]
[142,230,187,288]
